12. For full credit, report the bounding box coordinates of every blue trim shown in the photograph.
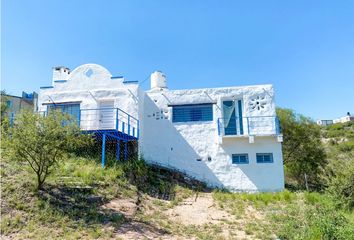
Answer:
[256,153,274,163]
[217,118,221,135]
[116,110,119,130]
[172,103,213,123]
[54,80,67,83]
[111,76,124,79]
[123,80,138,84]
[238,100,244,135]
[222,100,237,135]
[232,154,249,164]
[102,134,106,168]
[40,86,54,89]
[169,103,215,107]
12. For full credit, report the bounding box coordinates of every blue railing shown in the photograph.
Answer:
[79,108,139,138]
[217,116,281,136]
[11,108,139,139]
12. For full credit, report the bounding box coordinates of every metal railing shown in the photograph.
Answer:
[9,108,139,139]
[217,116,281,136]
[79,108,139,138]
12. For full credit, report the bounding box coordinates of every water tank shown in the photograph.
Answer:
[151,71,167,90]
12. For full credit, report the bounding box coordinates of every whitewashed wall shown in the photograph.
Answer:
[38,63,284,192]
[38,64,139,131]
[139,85,284,192]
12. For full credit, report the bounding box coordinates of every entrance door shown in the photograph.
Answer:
[99,101,115,130]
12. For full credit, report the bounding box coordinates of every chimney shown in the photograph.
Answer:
[52,66,70,86]
[150,71,167,90]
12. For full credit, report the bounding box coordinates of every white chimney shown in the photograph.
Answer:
[150,71,167,90]
[52,66,70,86]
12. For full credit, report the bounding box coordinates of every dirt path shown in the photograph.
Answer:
[102,192,262,239]
[166,193,232,225]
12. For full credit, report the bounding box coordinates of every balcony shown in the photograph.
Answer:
[79,108,139,140]
[217,116,281,137]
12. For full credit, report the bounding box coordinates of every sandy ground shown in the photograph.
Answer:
[166,193,232,225]
[102,192,262,239]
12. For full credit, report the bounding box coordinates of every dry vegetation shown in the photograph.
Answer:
[2,155,353,240]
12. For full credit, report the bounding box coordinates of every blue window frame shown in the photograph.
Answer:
[172,103,213,123]
[47,103,80,125]
[232,154,249,164]
[256,153,273,163]
[222,100,244,135]
[7,100,12,108]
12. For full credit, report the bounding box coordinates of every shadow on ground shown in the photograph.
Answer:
[39,185,125,225]
[125,162,212,201]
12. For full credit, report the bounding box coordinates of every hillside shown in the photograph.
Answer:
[1,155,354,240]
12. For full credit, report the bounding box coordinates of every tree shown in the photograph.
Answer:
[1,90,9,121]
[277,108,326,189]
[5,110,91,190]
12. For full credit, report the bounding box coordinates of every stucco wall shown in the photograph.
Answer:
[140,85,284,192]
[38,63,284,192]
[38,64,139,131]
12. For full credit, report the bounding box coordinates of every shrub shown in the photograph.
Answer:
[4,111,92,190]
[276,108,326,190]
[324,157,354,210]
[274,196,354,240]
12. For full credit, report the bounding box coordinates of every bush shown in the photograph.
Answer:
[276,108,326,190]
[275,195,354,240]
[324,157,354,210]
[4,111,92,190]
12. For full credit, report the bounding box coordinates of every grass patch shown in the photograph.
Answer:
[1,156,133,239]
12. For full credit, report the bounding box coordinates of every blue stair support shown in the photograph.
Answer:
[79,107,139,168]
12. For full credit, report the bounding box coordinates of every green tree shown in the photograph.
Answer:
[277,108,326,189]
[5,110,92,190]
[1,90,9,120]
[321,122,354,209]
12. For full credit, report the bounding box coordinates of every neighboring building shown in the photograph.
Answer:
[2,92,38,119]
[37,64,284,192]
[316,119,333,126]
[333,113,354,124]
[317,112,354,126]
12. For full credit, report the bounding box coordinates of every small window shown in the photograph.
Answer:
[256,153,273,163]
[7,100,12,108]
[172,104,213,123]
[232,154,249,164]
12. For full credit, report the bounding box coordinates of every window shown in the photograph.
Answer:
[48,103,80,125]
[222,100,244,135]
[232,154,249,164]
[256,153,273,163]
[172,104,213,123]
[6,100,12,108]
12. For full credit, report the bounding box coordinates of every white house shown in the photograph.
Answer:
[38,63,284,192]
[333,113,354,124]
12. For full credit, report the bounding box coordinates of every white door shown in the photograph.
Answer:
[99,101,115,130]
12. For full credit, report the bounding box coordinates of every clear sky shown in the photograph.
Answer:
[1,0,354,120]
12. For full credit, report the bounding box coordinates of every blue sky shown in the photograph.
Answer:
[2,0,354,120]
